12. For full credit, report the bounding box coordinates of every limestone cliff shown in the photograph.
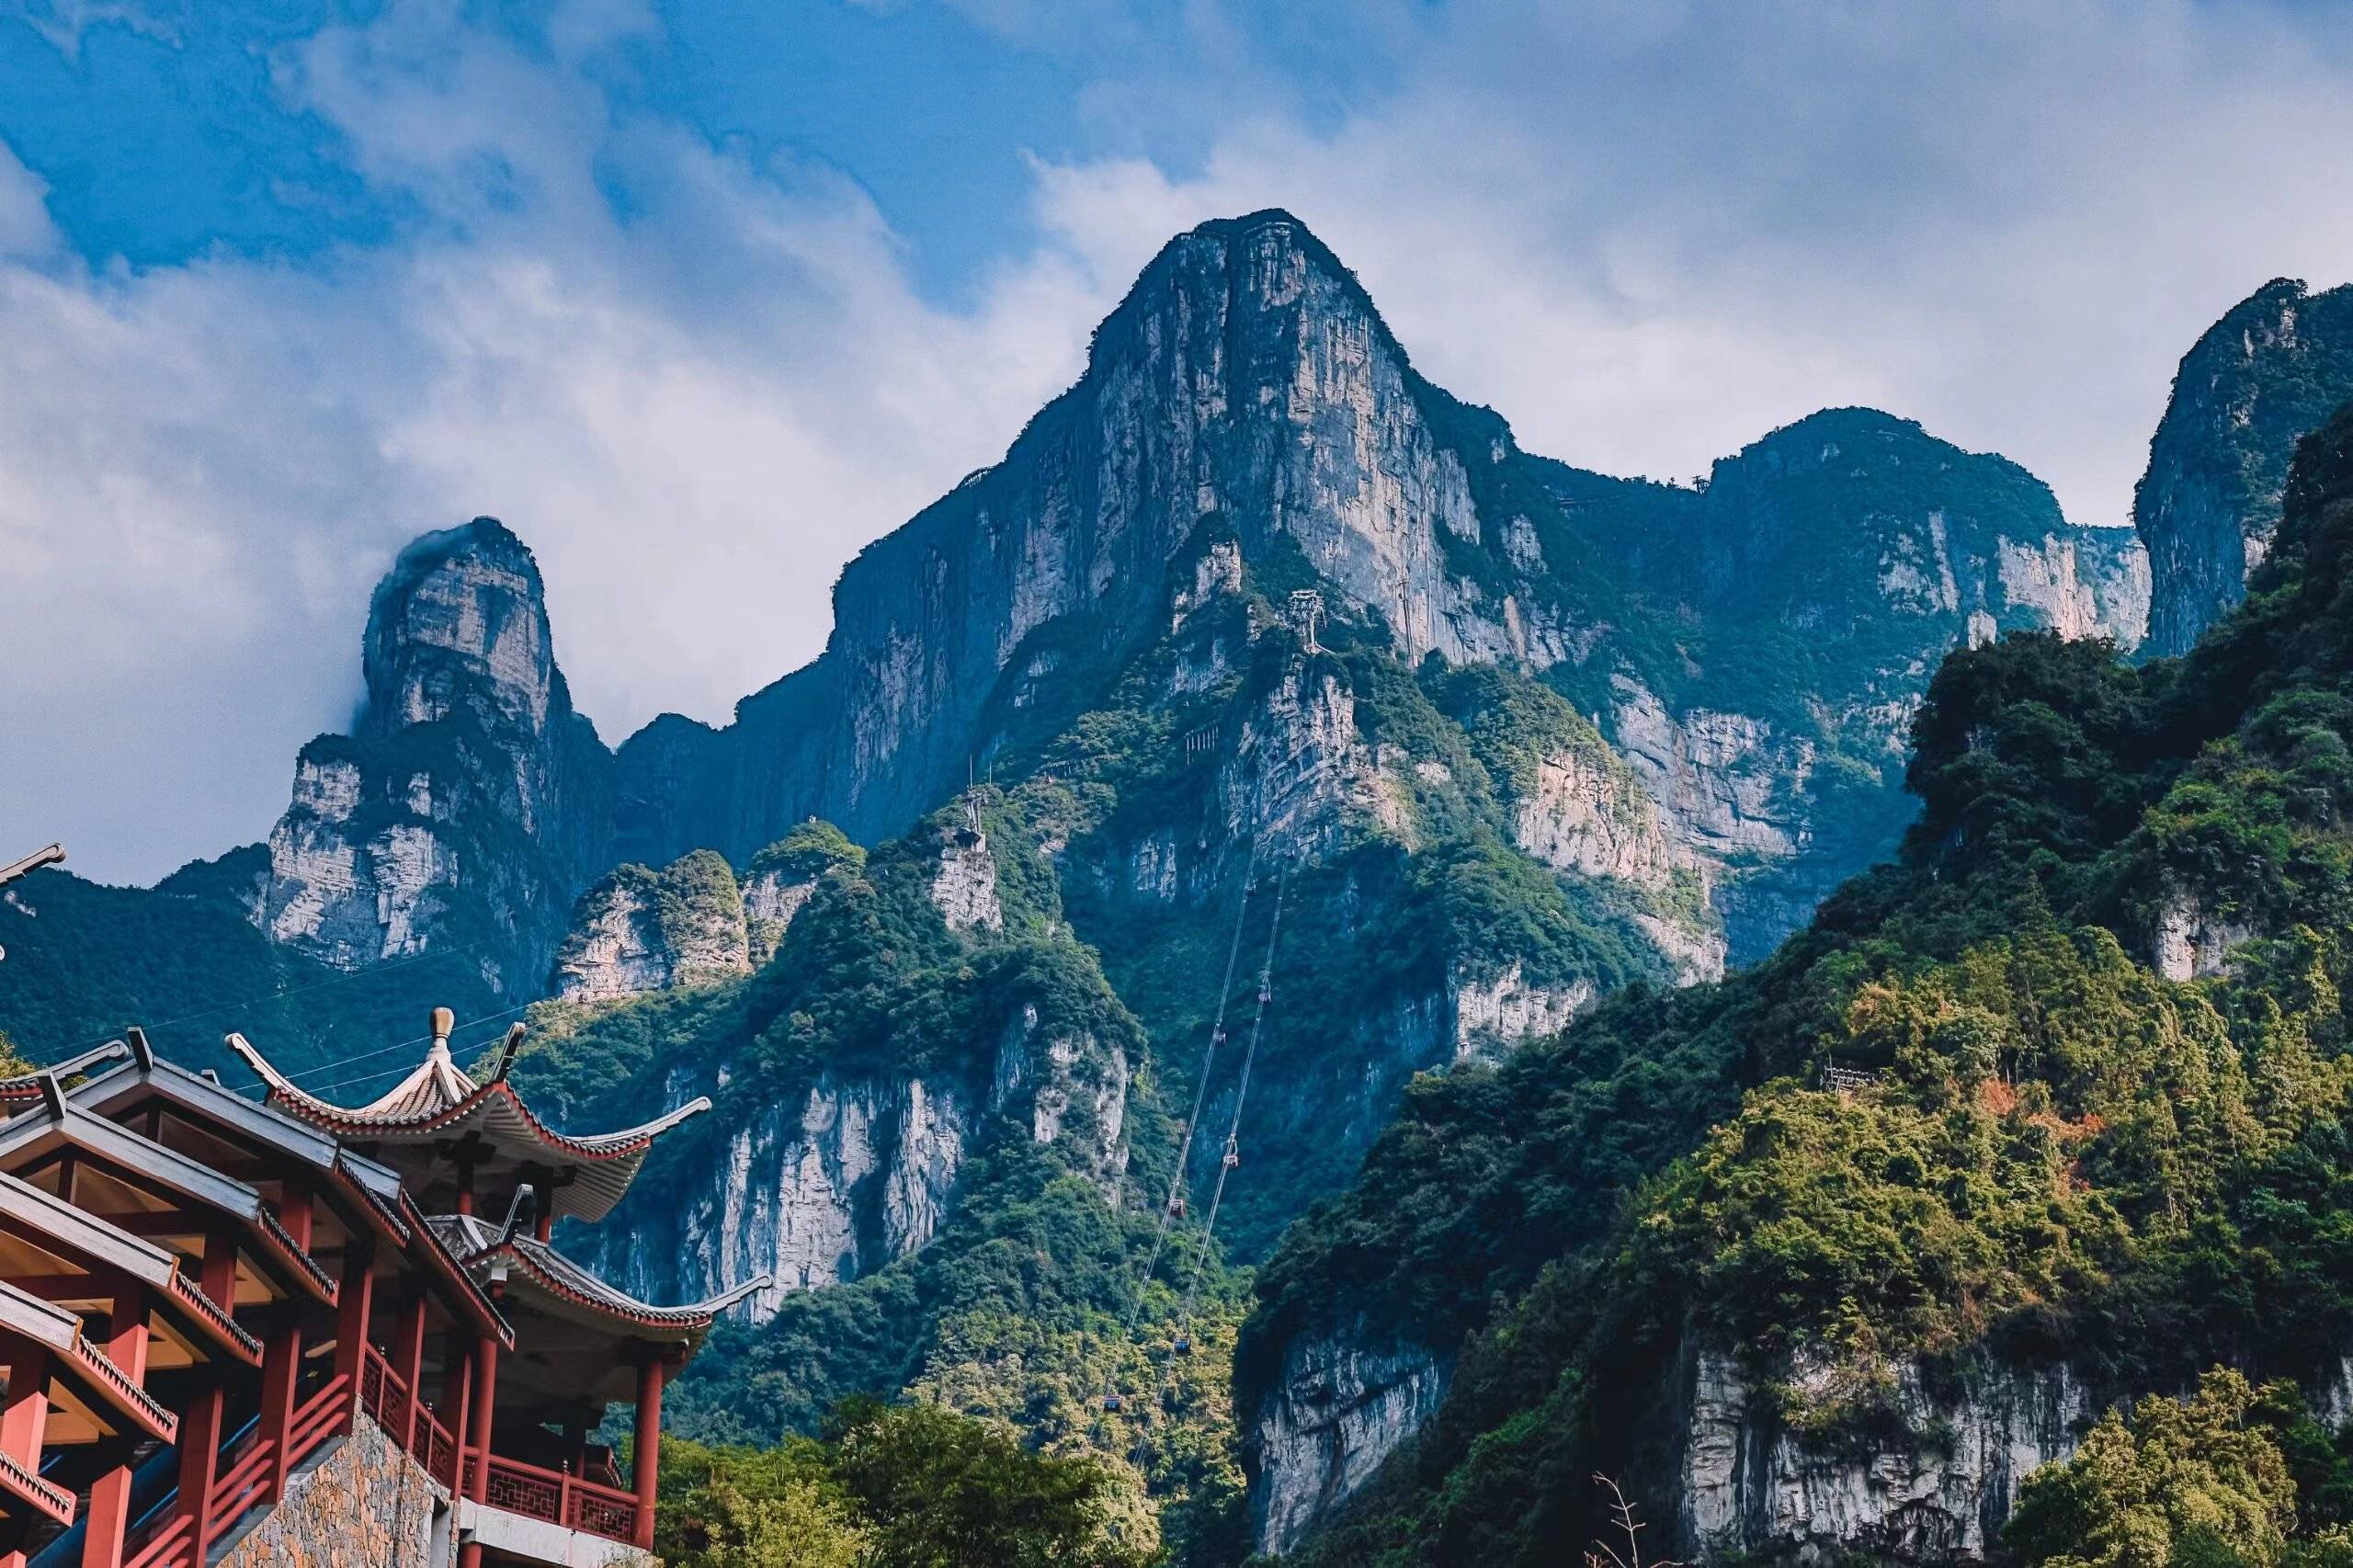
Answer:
[742,823,860,964]
[1670,1346,2089,1563]
[609,221,2138,978]
[1250,1323,1449,1559]
[594,1073,969,1321]
[253,519,614,991]
[2136,278,2353,656]
[550,849,751,1003]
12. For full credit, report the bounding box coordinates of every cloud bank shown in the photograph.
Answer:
[6,0,2353,881]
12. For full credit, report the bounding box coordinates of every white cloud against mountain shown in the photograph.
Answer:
[5,0,2353,881]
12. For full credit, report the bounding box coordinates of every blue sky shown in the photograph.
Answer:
[7,0,2353,882]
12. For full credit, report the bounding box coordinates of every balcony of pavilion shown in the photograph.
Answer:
[226,1012,750,1568]
[0,1032,509,1568]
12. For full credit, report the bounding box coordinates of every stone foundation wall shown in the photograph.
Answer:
[221,1415,445,1568]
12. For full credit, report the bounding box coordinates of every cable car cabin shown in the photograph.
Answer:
[1172,1336,1192,1357]
[1166,1197,1186,1219]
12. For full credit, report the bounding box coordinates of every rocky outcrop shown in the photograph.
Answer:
[1675,1346,2086,1564]
[597,1074,968,1324]
[930,824,1004,934]
[994,1004,1131,1187]
[255,519,615,990]
[593,981,1136,1321]
[1449,960,1594,1058]
[2136,278,2353,656]
[1507,731,1726,982]
[1248,1324,1450,1559]
[1236,665,1409,863]
[2152,882,2256,983]
[1996,531,2151,646]
[742,822,861,965]
[550,850,750,1002]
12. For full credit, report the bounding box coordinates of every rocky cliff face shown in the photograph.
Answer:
[1250,1323,1449,1558]
[610,221,2138,961]
[237,217,2152,1003]
[1673,1346,2088,1563]
[595,1073,969,1321]
[254,519,615,990]
[2136,278,2353,656]
[550,849,751,1002]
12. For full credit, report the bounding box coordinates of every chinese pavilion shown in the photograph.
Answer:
[0,1005,756,1568]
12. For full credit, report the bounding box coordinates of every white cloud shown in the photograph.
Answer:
[0,3,1123,882]
[8,0,2353,883]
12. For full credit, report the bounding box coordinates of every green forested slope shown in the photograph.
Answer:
[1250,402,2353,1563]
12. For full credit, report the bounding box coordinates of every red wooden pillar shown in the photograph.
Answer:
[0,1337,52,1568]
[332,1235,375,1432]
[445,1334,474,1488]
[79,1286,150,1568]
[176,1225,240,1556]
[454,1328,498,1568]
[257,1184,313,1502]
[631,1357,666,1550]
[392,1292,427,1452]
[0,1336,52,1568]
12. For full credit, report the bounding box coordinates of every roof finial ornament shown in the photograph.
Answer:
[428,1006,455,1062]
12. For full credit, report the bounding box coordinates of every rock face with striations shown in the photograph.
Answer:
[550,849,750,1003]
[608,214,2145,970]
[1671,1346,2089,1563]
[2136,278,2353,656]
[255,519,615,991]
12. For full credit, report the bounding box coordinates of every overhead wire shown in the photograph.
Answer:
[1090,838,1260,1438]
[219,1001,535,1099]
[1128,867,1287,1467]
[47,937,486,1055]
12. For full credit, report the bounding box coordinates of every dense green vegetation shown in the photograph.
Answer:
[515,797,1252,1562]
[1252,403,2353,1562]
[657,1397,1153,1568]
[0,847,502,1083]
[2004,1369,2353,1568]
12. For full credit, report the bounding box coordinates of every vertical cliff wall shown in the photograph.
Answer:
[2136,278,2353,656]
[253,518,616,992]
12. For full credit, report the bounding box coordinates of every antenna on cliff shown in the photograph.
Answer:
[1287,589,1324,653]
[955,756,985,849]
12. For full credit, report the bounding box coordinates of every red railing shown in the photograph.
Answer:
[123,1424,272,1568]
[123,1375,351,1568]
[462,1452,642,1546]
[356,1342,460,1490]
[287,1374,349,1469]
[123,1343,644,1567]
[420,1408,459,1490]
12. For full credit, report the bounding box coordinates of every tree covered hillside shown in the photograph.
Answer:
[1245,402,2353,1563]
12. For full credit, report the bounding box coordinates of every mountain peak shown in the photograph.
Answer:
[360,515,563,740]
[1090,206,1404,379]
[2135,276,2353,655]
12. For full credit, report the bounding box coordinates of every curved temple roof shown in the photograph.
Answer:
[426,1212,766,1366]
[227,1013,710,1223]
